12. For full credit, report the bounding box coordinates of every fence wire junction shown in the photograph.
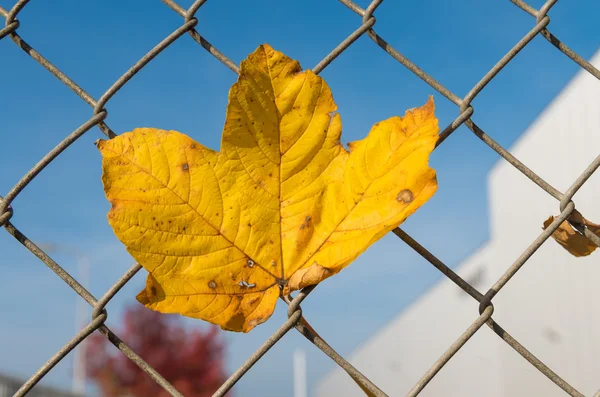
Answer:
[2,0,600,396]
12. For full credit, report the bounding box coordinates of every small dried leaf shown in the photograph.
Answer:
[543,209,600,257]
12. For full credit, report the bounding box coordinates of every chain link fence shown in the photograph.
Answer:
[1,0,600,396]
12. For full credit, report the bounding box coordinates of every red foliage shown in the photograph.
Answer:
[87,304,228,397]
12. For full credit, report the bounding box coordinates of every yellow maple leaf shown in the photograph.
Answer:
[97,44,439,332]
[543,210,600,257]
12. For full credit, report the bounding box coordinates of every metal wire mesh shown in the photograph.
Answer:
[1,0,599,396]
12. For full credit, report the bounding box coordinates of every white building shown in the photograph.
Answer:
[317,50,600,396]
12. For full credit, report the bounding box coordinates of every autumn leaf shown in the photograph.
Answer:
[97,44,439,332]
[543,209,600,257]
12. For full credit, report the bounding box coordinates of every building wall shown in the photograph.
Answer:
[316,244,505,396]
[317,51,600,397]
[487,49,600,397]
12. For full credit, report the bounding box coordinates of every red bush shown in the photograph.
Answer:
[87,304,228,397]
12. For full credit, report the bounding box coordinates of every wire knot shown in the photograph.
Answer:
[478,289,496,316]
[0,19,19,40]
[0,204,13,227]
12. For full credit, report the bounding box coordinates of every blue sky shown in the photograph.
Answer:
[0,0,598,396]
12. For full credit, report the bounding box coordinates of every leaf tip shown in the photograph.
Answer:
[257,42,274,52]
[408,95,436,122]
[94,138,106,150]
[243,317,267,333]
[286,262,333,294]
[427,94,435,107]
[136,274,163,306]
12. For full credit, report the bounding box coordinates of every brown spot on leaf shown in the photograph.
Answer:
[208,280,217,289]
[397,189,414,204]
[182,163,189,171]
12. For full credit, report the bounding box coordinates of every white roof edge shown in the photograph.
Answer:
[488,48,600,182]
[316,240,494,391]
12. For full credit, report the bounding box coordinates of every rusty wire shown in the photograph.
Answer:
[1,0,599,396]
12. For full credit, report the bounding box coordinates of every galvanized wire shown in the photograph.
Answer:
[1,0,600,396]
